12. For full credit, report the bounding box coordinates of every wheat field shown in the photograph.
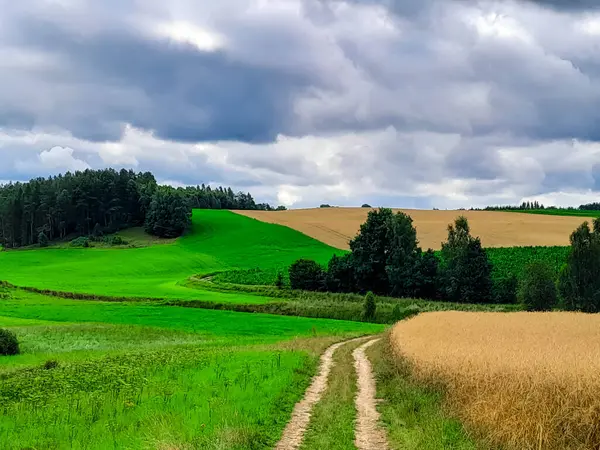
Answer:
[236,208,589,250]
[391,312,600,450]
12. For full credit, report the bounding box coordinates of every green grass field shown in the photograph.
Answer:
[0,289,382,448]
[508,208,600,218]
[0,210,342,302]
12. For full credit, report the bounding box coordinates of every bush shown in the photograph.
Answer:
[361,204,372,208]
[289,259,325,291]
[70,236,90,248]
[43,359,59,370]
[519,262,557,311]
[0,328,19,356]
[493,274,519,304]
[275,271,285,289]
[38,231,49,248]
[326,253,356,293]
[363,291,376,321]
[105,235,128,246]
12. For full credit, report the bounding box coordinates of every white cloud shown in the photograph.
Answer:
[156,21,225,52]
[38,146,91,171]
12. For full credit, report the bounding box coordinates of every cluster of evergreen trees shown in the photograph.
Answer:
[484,201,546,211]
[0,168,281,247]
[484,201,600,211]
[289,208,502,303]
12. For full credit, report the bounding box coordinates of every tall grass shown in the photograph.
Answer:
[391,311,600,450]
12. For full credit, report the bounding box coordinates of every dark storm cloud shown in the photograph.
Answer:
[1,17,314,144]
[1,0,600,208]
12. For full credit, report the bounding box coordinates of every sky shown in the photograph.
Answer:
[1,0,600,209]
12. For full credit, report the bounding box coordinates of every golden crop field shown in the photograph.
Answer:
[391,312,600,450]
[236,208,588,250]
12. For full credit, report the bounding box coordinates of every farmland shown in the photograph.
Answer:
[0,203,597,450]
[391,312,600,450]
[237,207,592,250]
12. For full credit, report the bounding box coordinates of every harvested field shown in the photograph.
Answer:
[236,208,591,250]
[391,312,600,450]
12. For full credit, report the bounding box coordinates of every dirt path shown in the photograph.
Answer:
[353,339,389,450]
[275,337,366,450]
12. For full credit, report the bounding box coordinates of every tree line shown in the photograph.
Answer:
[0,168,283,247]
[289,208,600,312]
[483,201,600,211]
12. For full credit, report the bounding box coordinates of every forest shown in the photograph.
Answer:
[0,169,281,247]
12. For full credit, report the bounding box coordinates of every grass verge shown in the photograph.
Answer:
[367,335,478,450]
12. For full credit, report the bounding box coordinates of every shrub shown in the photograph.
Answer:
[43,359,59,370]
[326,253,356,293]
[519,262,557,311]
[361,203,372,208]
[289,259,325,291]
[105,235,128,246]
[70,236,90,248]
[493,273,519,304]
[363,291,376,321]
[38,231,49,248]
[275,271,285,289]
[0,328,19,356]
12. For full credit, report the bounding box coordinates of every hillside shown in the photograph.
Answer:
[236,208,593,250]
[0,210,342,301]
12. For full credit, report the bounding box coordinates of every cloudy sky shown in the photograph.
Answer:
[2,0,600,208]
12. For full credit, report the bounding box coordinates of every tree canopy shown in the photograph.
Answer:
[0,168,280,247]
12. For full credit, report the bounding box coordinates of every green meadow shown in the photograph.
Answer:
[0,290,382,448]
[0,210,342,302]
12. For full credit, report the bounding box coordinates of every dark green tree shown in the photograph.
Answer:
[289,259,325,291]
[38,231,49,248]
[363,291,376,321]
[519,262,557,311]
[558,219,600,312]
[413,249,440,300]
[440,216,493,303]
[325,253,356,293]
[385,212,420,297]
[349,208,394,294]
[144,189,192,238]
